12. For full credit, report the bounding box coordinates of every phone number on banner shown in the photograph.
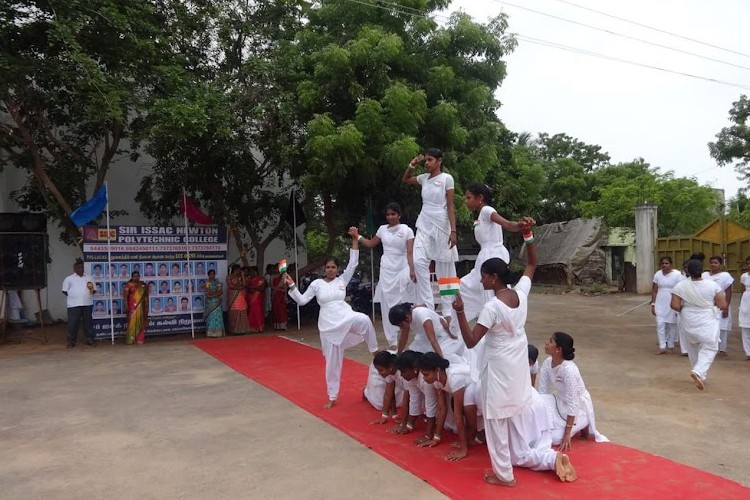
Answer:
[84,244,225,252]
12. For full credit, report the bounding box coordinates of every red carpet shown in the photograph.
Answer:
[193,335,749,499]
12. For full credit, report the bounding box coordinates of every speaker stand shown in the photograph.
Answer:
[0,289,47,344]
[34,289,47,344]
[0,290,6,344]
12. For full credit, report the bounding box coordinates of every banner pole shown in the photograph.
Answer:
[183,188,196,339]
[293,189,300,331]
[105,182,115,345]
[370,246,375,322]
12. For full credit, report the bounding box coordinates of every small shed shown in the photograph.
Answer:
[521,218,606,286]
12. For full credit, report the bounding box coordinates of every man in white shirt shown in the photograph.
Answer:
[61,259,96,348]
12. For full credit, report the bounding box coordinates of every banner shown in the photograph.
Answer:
[82,225,228,339]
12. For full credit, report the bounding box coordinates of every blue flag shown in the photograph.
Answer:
[70,185,108,227]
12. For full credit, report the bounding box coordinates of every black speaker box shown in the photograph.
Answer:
[0,213,47,233]
[0,233,49,289]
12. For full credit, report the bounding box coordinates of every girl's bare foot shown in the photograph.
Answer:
[655,349,667,355]
[324,399,336,409]
[483,471,516,487]
[555,452,577,482]
[563,454,577,482]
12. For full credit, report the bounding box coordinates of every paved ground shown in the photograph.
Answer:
[1,291,749,500]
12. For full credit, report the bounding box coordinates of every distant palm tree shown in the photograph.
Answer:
[515,131,537,147]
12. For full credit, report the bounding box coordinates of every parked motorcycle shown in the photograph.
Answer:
[347,273,376,314]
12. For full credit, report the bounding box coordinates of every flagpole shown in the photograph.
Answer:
[183,188,196,339]
[292,189,301,331]
[370,245,375,322]
[367,198,375,322]
[105,182,115,345]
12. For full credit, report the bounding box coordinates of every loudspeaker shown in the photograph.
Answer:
[0,213,47,233]
[0,233,49,289]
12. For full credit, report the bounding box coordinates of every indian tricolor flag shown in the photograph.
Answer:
[438,277,460,296]
[278,259,288,273]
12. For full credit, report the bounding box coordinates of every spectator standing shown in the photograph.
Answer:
[61,259,96,348]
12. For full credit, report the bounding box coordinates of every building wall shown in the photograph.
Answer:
[1,159,305,320]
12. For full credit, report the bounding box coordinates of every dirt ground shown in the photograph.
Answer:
[1,290,749,499]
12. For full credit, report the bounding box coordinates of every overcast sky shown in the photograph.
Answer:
[445,0,750,201]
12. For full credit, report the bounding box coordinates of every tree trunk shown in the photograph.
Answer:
[323,193,336,256]
[7,99,82,244]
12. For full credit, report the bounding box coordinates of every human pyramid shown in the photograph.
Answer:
[282,148,607,487]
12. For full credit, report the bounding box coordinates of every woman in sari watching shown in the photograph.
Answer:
[227,264,251,335]
[123,270,148,345]
[245,266,266,333]
[204,269,225,337]
[270,265,288,330]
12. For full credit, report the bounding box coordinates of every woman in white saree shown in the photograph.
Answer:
[670,259,727,390]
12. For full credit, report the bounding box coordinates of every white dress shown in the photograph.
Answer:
[672,278,723,381]
[372,223,416,346]
[399,371,439,419]
[475,276,532,420]
[407,306,465,361]
[738,273,750,329]
[475,276,562,481]
[538,358,608,445]
[433,363,478,433]
[433,364,475,400]
[652,270,682,323]
[702,271,734,331]
[363,360,405,411]
[290,249,368,344]
[459,205,510,321]
[414,173,458,264]
[289,249,379,400]
[738,273,750,356]
[413,172,458,311]
[672,279,722,344]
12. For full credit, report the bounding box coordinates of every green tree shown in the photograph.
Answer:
[709,95,750,180]
[726,189,750,227]
[509,132,611,223]
[536,132,611,172]
[579,161,720,236]
[296,1,518,255]
[1,0,167,242]
[133,0,306,270]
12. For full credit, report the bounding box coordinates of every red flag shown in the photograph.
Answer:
[179,196,214,225]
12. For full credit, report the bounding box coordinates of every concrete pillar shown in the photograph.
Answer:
[635,204,658,294]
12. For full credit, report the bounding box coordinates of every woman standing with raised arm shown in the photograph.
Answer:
[403,148,458,313]
[459,183,535,322]
[285,227,380,408]
[358,202,416,348]
[452,229,577,486]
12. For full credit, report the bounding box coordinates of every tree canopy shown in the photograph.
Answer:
[1,0,168,242]
[709,94,750,180]
[296,1,517,259]
[1,0,727,261]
